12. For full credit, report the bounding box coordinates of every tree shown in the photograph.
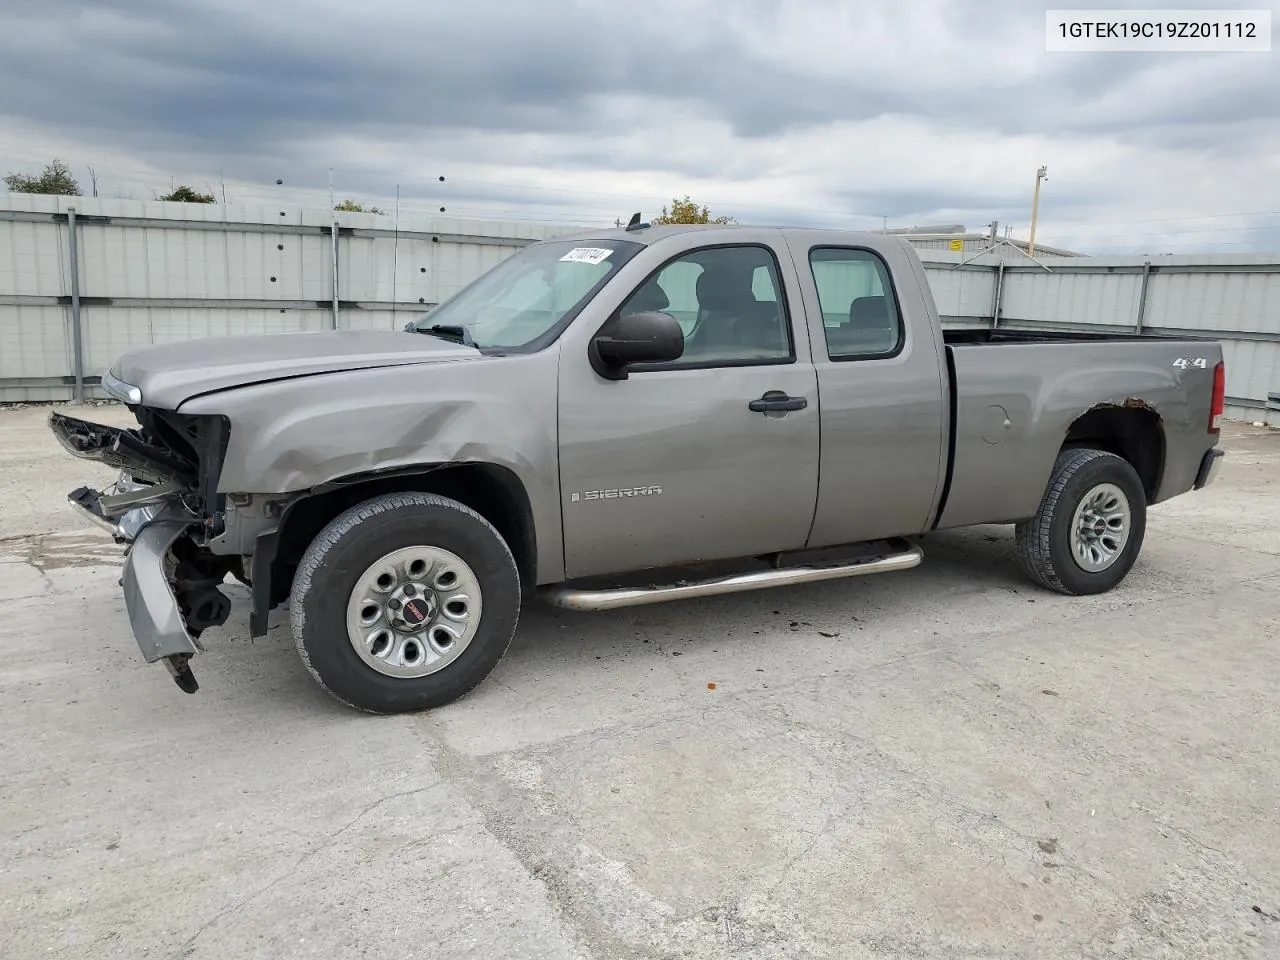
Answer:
[3,158,81,196]
[159,185,215,203]
[334,198,385,214]
[650,195,735,225]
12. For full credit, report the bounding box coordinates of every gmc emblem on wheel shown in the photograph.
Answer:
[570,485,663,503]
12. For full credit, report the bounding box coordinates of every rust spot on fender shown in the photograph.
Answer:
[1088,396,1159,414]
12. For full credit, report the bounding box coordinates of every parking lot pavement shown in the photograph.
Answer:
[2,403,1278,960]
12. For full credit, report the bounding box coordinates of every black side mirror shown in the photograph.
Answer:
[590,311,684,380]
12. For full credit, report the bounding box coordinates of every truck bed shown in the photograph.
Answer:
[935,332,1222,531]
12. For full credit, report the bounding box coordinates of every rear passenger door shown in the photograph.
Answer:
[786,239,949,546]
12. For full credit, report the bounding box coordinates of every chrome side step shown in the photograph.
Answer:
[539,544,923,612]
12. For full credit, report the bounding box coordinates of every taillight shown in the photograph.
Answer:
[1209,360,1225,434]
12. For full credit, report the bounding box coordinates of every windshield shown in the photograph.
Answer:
[410,238,642,351]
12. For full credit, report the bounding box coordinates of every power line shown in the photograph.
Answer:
[391,168,1280,229]
[436,175,883,223]
[1088,240,1262,252]
[5,148,1280,246]
[1045,208,1280,229]
[1049,221,1280,241]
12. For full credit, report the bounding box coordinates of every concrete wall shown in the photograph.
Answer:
[2,196,1277,423]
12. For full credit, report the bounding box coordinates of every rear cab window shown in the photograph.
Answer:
[808,247,904,360]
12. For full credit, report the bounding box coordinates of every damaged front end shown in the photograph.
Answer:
[50,408,239,694]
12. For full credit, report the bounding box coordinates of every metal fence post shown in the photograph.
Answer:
[66,207,85,402]
[1134,260,1152,334]
[990,260,1005,329]
[330,221,340,329]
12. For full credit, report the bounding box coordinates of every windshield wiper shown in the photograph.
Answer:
[416,324,476,347]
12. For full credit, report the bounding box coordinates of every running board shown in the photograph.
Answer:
[540,544,923,611]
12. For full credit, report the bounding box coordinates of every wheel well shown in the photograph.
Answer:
[268,464,537,608]
[1062,406,1164,502]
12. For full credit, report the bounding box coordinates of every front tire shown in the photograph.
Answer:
[1015,448,1147,596]
[290,492,521,713]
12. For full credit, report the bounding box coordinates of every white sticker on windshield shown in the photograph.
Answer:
[559,247,613,265]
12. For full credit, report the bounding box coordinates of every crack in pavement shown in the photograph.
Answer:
[171,783,453,959]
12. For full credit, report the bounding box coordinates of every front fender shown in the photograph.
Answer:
[179,350,564,583]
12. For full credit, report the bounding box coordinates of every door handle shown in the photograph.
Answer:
[749,392,808,413]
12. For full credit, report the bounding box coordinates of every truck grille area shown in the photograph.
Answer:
[50,412,195,482]
[137,408,231,530]
[49,408,231,535]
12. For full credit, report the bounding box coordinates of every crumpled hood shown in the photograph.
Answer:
[111,330,480,409]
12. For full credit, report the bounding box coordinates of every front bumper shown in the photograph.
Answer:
[53,408,234,696]
[1195,447,1225,490]
[67,481,211,694]
[123,520,203,664]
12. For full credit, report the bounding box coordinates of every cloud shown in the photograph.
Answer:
[1,0,1278,252]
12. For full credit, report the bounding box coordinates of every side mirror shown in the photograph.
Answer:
[590,310,684,380]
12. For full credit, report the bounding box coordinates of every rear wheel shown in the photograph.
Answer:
[1015,448,1147,595]
[289,492,521,713]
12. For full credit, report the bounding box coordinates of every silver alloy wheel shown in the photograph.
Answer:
[345,545,483,678]
[1069,482,1131,573]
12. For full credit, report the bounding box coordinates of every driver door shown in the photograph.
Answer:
[557,240,820,579]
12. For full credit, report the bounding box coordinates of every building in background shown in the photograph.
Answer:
[874,224,1084,259]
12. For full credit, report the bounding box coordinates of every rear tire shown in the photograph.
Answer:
[1015,448,1146,596]
[289,492,521,713]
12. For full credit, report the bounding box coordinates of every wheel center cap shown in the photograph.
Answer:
[403,597,431,624]
[388,585,437,632]
[1093,519,1107,536]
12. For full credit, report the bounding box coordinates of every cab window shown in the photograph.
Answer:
[809,247,903,360]
[619,245,793,369]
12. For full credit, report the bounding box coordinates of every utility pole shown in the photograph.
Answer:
[1028,165,1047,257]
[328,167,339,329]
[67,207,84,402]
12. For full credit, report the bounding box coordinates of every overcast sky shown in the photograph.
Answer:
[2,0,1278,253]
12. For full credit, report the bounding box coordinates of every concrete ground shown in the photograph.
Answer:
[1,403,1278,960]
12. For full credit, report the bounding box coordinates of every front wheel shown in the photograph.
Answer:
[1015,448,1147,596]
[289,492,521,713]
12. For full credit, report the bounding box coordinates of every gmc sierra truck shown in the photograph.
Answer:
[50,224,1226,712]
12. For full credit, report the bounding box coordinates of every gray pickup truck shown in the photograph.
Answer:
[50,224,1226,712]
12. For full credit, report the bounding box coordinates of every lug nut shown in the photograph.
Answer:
[403,584,416,597]
[388,598,402,611]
